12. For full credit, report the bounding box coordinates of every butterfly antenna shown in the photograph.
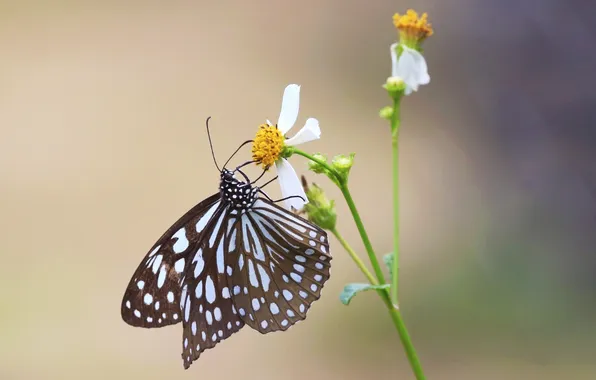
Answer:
[205,116,221,172]
[250,169,268,185]
[235,168,251,183]
[223,140,253,169]
[259,175,278,189]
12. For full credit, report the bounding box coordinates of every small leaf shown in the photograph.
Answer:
[383,252,394,277]
[339,283,390,305]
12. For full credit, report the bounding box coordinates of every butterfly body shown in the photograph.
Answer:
[122,168,331,369]
[219,169,259,211]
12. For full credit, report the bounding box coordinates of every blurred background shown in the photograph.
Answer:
[1,0,595,379]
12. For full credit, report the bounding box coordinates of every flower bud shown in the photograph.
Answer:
[331,153,355,182]
[307,153,329,174]
[379,106,394,120]
[383,76,406,100]
[301,176,337,231]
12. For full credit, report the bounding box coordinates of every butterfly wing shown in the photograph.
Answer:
[179,206,246,369]
[121,193,222,328]
[229,198,332,333]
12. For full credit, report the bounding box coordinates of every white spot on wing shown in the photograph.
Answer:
[283,290,293,301]
[143,293,153,305]
[209,212,226,248]
[184,296,191,321]
[172,228,189,253]
[175,258,185,273]
[148,245,161,257]
[257,263,270,291]
[205,276,216,304]
[157,266,166,288]
[196,202,220,232]
[152,255,163,274]
[248,259,259,288]
[193,249,205,278]
[269,302,279,314]
[195,280,203,299]
[216,239,225,274]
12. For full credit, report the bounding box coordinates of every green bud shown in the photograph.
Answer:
[301,176,337,231]
[379,106,394,120]
[383,76,406,100]
[331,153,355,182]
[307,153,328,174]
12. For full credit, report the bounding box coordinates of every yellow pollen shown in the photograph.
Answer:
[393,9,433,43]
[252,124,285,169]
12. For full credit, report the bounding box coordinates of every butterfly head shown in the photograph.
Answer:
[219,169,259,211]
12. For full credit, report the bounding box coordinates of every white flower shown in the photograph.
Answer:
[391,43,430,95]
[261,84,321,211]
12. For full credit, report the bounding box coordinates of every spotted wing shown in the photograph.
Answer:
[121,193,222,328]
[229,198,332,333]
[179,206,246,369]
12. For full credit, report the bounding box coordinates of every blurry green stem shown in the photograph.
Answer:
[330,227,377,285]
[390,97,402,306]
[330,227,425,380]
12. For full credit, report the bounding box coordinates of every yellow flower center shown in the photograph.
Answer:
[252,124,285,169]
[393,9,433,46]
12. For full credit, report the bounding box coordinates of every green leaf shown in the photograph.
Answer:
[383,252,394,277]
[339,283,390,305]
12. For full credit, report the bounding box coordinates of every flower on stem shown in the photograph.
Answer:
[301,176,336,231]
[251,84,321,210]
[390,9,433,95]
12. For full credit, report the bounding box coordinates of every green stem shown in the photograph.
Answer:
[330,228,378,286]
[331,227,425,379]
[390,97,401,306]
[381,298,426,379]
[292,149,386,285]
[293,147,425,379]
[338,184,387,285]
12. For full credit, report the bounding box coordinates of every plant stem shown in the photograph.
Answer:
[390,97,402,306]
[381,298,426,379]
[330,227,378,285]
[331,227,425,379]
[337,184,387,285]
[291,149,386,285]
[293,147,425,379]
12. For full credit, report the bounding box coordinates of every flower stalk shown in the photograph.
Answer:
[293,148,425,379]
[390,95,402,306]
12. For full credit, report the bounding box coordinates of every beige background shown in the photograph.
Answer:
[1,1,595,379]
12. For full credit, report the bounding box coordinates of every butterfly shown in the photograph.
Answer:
[121,118,332,369]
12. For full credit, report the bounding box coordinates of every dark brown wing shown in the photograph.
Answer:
[121,193,222,328]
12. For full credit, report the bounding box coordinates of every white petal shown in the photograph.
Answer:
[266,119,273,126]
[275,159,307,210]
[390,43,399,77]
[285,118,320,146]
[277,84,300,134]
[394,46,430,95]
